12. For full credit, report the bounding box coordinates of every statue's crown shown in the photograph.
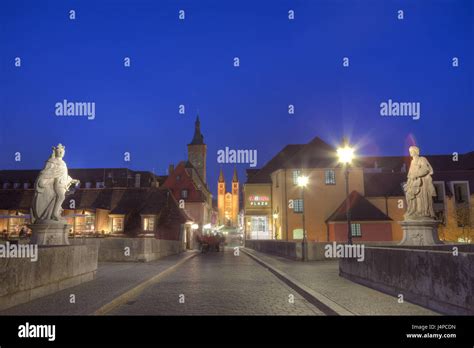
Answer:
[54,143,65,151]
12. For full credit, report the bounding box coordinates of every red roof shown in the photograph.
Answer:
[326,191,392,222]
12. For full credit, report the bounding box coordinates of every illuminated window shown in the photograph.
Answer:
[292,228,303,239]
[181,189,188,199]
[143,216,155,231]
[292,170,301,185]
[351,223,362,237]
[325,169,336,185]
[112,217,124,232]
[75,214,95,234]
[8,215,29,234]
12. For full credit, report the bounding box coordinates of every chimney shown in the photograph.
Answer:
[168,164,174,175]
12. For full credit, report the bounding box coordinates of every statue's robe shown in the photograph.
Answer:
[405,156,436,219]
[31,157,73,222]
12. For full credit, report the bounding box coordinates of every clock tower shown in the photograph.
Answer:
[187,115,207,183]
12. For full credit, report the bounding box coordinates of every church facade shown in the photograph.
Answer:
[217,168,239,227]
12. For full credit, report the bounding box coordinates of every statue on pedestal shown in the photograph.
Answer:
[403,146,436,220]
[29,144,79,245]
[399,145,442,246]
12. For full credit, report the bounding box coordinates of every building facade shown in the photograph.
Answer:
[244,136,474,243]
[0,169,193,244]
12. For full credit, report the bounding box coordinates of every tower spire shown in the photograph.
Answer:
[188,115,205,145]
[219,167,225,182]
[232,167,238,182]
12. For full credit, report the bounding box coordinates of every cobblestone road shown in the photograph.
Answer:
[110,248,324,315]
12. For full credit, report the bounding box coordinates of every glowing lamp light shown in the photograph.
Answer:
[296,175,309,188]
[191,223,199,230]
[337,146,355,164]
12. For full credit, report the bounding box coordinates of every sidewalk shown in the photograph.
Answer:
[0,251,198,315]
[243,248,437,316]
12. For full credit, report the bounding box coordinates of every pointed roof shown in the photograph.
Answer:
[282,136,336,169]
[232,167,238,182]
[246,144,303,184]
[218,168,225,183]
[326,191,392,222]
[188,115,205,145]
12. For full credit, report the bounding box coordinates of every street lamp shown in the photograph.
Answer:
[337,140,355,245]
[297,175,309,261]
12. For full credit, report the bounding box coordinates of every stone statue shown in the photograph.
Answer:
[31,144,79,223]
[403,145,436,220]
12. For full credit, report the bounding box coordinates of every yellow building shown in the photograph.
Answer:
[244,136,474,243]
[217,168,239,227]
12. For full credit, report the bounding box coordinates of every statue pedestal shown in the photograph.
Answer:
[29,220,71,246]
[398,220,443,246]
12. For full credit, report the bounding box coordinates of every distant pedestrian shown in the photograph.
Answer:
[19,226,27,239]
[2,229,8,241]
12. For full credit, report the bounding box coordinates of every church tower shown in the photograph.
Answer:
[231,167,239,227]
[187,115,207,183]
[217,168,226,225]
[217,167,240,227]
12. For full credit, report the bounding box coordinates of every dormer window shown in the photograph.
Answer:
[85,182,92,189]
[23,183,30,189]
[13,183,21,189]
[110,215,124,233]
[142,216,155,231]
[96,182,105,188]
[3,183,10,189]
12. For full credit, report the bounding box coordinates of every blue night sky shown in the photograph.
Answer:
[1,0,473,195]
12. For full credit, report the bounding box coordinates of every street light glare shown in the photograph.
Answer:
[337,146,354,164]
[297,175,309,187]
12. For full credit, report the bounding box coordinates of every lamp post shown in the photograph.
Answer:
[297,175,309,261]
[337,140,355,245]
